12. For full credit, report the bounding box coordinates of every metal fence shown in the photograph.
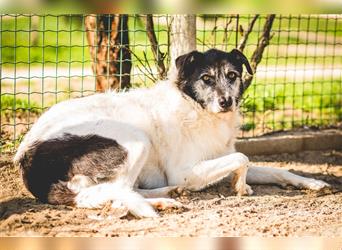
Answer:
[1,14,341,152]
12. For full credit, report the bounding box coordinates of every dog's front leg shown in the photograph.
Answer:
[169,152,253,196]
[247,166,330,190]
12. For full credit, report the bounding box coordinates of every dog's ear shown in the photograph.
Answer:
[175,50,204,79]
[230,49,254,75]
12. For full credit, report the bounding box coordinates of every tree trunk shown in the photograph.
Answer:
[169,15,197,71]
[85,14,131,91]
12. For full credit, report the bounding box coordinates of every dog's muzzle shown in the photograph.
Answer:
[218,96,233,112]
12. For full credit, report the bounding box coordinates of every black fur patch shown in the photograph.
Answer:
[19,134,128,205]
[48,181,77,206]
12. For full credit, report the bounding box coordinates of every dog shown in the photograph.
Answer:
[14,48,329,218]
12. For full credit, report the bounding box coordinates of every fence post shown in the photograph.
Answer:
[169,15,197,71]
[85,14,131,92]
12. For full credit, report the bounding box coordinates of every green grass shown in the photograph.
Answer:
[0,133,24,152]
[1,95,42,115]
[241,77,341,133]
[244,78,341,111]
[0,15,170,69]
[2,15,341,68]
[1,15,89,65]
[240,122,256,131]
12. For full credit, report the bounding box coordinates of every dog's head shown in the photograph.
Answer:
[175,48,253,113]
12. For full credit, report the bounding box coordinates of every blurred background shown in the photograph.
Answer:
[0,14,341,152]
[0,0,341,13]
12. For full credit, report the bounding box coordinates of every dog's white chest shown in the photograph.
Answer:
[165,108,236,165]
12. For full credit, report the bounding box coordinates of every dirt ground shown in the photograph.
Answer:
[0,150,341,237]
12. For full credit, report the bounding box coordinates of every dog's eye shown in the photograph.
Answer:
[227,72,237,80]
[201,75,214,85]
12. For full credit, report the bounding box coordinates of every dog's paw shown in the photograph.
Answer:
[111,200,125,209]
[160,186,183,196]
[148,198,184,210]
[300,178,330,190]
[235,182,254,196]
[245,184,254,195]
[168,186,185,197]
[75,193,104,208]
[130,202,159,218]
[75,188,107,208]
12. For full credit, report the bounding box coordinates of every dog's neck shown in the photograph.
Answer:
[173,82,240,156]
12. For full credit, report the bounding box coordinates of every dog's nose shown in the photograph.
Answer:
[218,96,233,109]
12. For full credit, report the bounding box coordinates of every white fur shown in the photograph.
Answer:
[15,76,330,218]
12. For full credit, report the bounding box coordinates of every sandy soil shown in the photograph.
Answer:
[0,150,341,237]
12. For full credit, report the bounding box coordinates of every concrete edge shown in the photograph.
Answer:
[235,130,342,155]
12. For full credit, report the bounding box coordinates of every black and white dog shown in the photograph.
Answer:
[14,49,329,218]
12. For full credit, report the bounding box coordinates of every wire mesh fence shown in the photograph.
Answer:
[1,14,341,153]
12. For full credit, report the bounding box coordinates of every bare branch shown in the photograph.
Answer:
[137,65,158,83]
[243,14,276,91]
[143,51,156,79]
[222,16,233,47]
[127,47,158,83]
[196,37,212,49]
[145,14,167,79]
[237,15,259,52]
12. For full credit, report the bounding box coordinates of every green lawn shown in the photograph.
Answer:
[2,15,341,66]
[242,77,341,133]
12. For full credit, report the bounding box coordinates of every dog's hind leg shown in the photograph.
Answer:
[75,182,158,218]
[247,166,330,190]
[73,135,160,217]
[136,186,180,198]
[168,152,253,196]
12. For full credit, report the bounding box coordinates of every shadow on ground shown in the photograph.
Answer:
[0,197,72,221]
[250,150,342,166]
